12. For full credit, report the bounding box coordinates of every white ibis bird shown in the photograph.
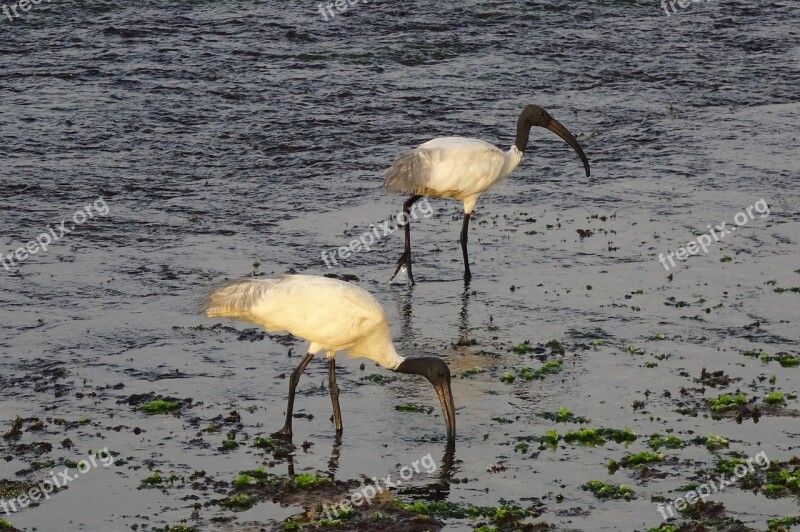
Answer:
[203,274,456,442]
[384,105,591,284]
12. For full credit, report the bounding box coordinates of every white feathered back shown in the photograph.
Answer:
[204,275,404,369]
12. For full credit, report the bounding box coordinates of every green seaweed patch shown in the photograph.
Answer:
[768,516,800,530]
[707,393,747,412]
[221,439,238,451]
[744,350,800,367]
[538,406,590,424]
[765,392,785,405]
[603,427,637,444]
[233,474,255,487]
[518,361,562,381]
[500,373,515,384]
[743,348,769,358]
[538,429,560,449]
[720,255,732,262]
[626,345,646,355]
[139,399,181,415]
[220,493,257,511]
[460,367,487,378]
[648,433,684,450]
[563,428,606,446]
[715,456,752,476]
[514,442,529,454]
[763,460,800,498]
[529,427,636,449]
[164,526,196,532]
[140,472,164,487]
[513,340,536,354]
[395,404,433,414]
[294,471,330,489]
[776,353,800,368]
[619,451,664,468]
[0,520,13,530]
[253,436,277,450]
[702,434,730,451]
[241,466,271,481]
[361,374,398,384]
[394,500,541,526]
[318,505,356,526]
[773,286,800,293]
[647,525,679,532]
[582,480,635,500]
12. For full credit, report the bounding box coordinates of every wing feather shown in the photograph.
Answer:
[383,137,507,199]
[204,276,386,352]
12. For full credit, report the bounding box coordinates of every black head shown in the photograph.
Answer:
[394,357,456,442]
[515,105,591,178]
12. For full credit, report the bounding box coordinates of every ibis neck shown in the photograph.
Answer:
[514,121,530,153]
[502,145,524,178]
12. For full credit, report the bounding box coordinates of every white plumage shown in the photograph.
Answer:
[205,275,404,369]
[203,274,456,441]
[383,105,590,284]
[384,137,523,214]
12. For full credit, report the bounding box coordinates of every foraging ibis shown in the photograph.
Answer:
[384,105,590,284]
[204,274,456,442]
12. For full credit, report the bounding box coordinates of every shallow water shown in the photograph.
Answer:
[1,1,799,531]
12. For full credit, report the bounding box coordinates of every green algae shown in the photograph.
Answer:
[538,406,589,424]
[139,400,181,414]
[582,480,635,501]
[648,433,683,450]
[707,393,747,412]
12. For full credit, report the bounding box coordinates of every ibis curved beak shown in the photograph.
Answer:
[393,356,456,443]
[544,118,591,178]
[434,379,456,443]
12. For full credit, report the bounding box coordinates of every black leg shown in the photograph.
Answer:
[390,194,423,285]
[328,359,343,434]
[460,212,472,282]
[273,352,315,439]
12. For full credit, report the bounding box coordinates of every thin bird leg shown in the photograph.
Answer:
[460,212,472,282]
[390,194,423,285]
[273,352,315,439]
[328,359,343,434]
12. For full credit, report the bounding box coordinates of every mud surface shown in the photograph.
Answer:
[1,1,799,531]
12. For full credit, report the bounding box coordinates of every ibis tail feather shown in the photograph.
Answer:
[203,278,282,323]
[383,149,432,195]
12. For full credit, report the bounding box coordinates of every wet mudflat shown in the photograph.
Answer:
[1,1,799,531]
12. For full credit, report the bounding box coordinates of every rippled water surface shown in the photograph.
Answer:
[1,1,799,531]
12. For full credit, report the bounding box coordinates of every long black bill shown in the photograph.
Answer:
[434,380,456,443]
[545,118,591,177]
[394,357,457,443]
